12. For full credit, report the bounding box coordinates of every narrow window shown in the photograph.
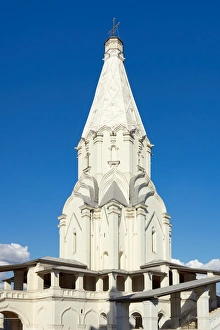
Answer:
[152,227,156,253]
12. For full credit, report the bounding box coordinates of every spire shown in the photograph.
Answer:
[81,29,146,139]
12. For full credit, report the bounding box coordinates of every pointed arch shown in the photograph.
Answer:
[0,307,30,327]
[37,306,49,329]
[158,310,168,329]
[62,173,98,212]
[84,309,99,330]
[99,167,129,206]
[0,311,24,330]
[130,172,167,213]
[97,126,112,135]
[61,307,79,330]
[129,311,143,329]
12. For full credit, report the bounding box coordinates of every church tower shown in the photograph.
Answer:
[58,35,172,271]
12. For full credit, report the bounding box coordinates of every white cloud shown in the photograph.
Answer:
[0,244,30,282]
[186,259,203,268]
[201,259,220,271]
[171,258,185,266]
[0,243,30,265]
[172,258,220,271]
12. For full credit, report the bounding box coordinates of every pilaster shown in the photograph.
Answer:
[146,142,153,177]
[75,142,83,178]
[162,212,171,260]
[125,207,135,270]
[123,131,134,174]
[81,205,93,268]
[93,133,103,178]
[135,204,147,268]
[91,208,101,270]
[107,202,121,269]
[58,214,66,258]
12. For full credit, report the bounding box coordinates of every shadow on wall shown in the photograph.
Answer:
[87,287,117,330]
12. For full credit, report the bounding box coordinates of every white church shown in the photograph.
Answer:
[0,31,220,330]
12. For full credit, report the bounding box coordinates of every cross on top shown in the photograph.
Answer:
[108,18,120,36]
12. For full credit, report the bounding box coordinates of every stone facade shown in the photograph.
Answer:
[59,36,171,270]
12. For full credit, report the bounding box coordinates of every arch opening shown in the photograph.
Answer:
[130,312,143,329]
[0,311,23,330]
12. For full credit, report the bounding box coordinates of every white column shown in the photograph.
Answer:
[51,270,60,287]
[4,280,11,290]
[96,277,103,292]
[160,265,169,287]
[172,269,180,285]
[197,286,210,330]
[125,276,132,292]
[28,264,44,290]
[35,274,44,290]
[116,302,130,330]
[143,299,158,329]
[27,267,34,291]
[75,273,84,290]
[170,292,181,329]
[144,272,152,290]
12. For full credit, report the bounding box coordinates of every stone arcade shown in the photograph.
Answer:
[0,34,220,330]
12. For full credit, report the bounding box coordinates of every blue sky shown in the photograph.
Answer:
[0,1,220,267]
